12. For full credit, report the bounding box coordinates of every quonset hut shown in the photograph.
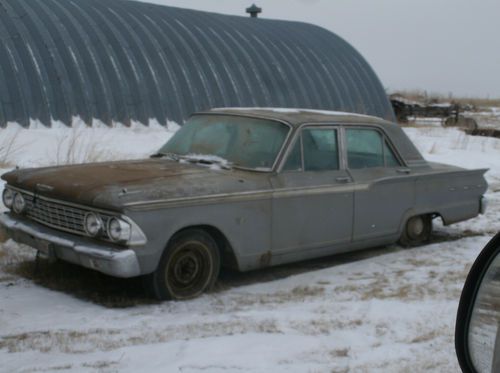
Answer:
[0,0,394,128]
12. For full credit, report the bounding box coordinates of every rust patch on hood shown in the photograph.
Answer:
[1,159,271,210]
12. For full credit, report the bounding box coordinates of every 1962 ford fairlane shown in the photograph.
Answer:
[0,109,488,300]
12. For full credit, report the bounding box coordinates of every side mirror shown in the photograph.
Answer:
[456,233,500,373]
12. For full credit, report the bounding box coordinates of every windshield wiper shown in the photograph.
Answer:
[150,152,180,161]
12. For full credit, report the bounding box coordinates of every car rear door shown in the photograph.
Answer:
[270,125,354,261]
[344,126,415,241]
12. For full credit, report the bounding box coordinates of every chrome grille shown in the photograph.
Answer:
[22,193,111,237]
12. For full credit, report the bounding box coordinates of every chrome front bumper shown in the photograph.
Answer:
[0,212,141,278]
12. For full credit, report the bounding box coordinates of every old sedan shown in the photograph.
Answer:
[0,109,488,300]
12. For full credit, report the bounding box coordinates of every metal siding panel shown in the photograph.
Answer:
[71,0,138,125]
[157,13,211,113]
[104,1,164,125]
[14,0,72,125]
[27,0,88,125]
[301,25,365,113]
[0,1,46,126]
[245,21,302,108]
[138,12,192,124]
[225,21,285,107]
[279,21,341,110]
[0,0,394,127]
[86,0,148,125]
[174,13,228,109]
[312,27,377,116]
[0,61,9,127]
[49,0,114,125]
[118,2,178,124]
[203,23,260,107]
[35,0,93,125]
[0,22,28,126]
[187,11,243,107]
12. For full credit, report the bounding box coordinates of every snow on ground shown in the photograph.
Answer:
[1,121,500,372]
[0,120,178,208]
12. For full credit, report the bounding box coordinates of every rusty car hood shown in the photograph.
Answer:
[1,159,270,210]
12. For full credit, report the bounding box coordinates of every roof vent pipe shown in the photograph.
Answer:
[246,4,262,18]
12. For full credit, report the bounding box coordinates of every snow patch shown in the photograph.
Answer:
[212,107,374,118]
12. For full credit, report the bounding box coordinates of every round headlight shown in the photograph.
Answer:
[107,217,131,242]
[84,213,103,237]
[13,193,26,214]
[2,189,15,209]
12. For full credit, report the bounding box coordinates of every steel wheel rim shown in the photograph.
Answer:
[407,216,425,239]
[165,241,212,298]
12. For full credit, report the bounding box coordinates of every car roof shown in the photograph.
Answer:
[204,107,426,165]
[206,107,393,128]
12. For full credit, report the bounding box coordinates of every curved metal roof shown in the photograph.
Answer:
[0,0,394,128]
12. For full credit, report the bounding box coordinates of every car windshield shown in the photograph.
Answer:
[158,114,290,170]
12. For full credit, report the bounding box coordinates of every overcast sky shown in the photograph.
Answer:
[137,0,500,98]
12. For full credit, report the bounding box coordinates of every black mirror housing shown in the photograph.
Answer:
[456,232,500,373]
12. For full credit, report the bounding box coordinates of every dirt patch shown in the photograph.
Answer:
[0,227,7,244]
[291,318,363,336]
[82,361,119,370]
[0,319,282,354]
[4,257,156,308]
[330,348,350,358]
[410,330,441,344]
[216,285,326,310]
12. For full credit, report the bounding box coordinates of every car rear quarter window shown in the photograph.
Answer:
[346,128,385,169]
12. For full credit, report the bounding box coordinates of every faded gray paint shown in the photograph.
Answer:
[0,0,394,128]
[0,110,487,276]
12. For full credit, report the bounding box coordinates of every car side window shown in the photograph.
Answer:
[302,128,339,171]
[346,128,385,169]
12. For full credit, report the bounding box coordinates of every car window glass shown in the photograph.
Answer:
[160,115,289,169]
[191,122,231,156]
[302,128,339,171]
[346,128,384,169]
[283,138,303,171]
[384,140,401,167]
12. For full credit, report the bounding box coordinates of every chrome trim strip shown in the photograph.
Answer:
[6,185,120,215]
[0,213,141,278]
[4,186,146,246]
[125,168,428,211]
[125,183,368,211]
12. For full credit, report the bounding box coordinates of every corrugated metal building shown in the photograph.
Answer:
[0,0,394,127]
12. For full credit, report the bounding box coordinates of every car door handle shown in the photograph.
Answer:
[396,168,411,174]
[336,177,351,183]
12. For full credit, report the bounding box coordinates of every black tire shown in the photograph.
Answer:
[399,215,432,247]
[144,229,220,301]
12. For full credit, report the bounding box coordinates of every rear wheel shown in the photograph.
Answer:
[399,215,432,247]
[144,229,220,300]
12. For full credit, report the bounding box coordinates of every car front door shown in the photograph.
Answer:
[270,126,354,262]
[344,126,415,241]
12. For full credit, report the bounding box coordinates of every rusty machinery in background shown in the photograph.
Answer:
[390,94,478,130]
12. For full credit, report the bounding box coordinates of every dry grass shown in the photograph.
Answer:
[0,318,282,354]
[52,127,116,165]
[0,129,24,167]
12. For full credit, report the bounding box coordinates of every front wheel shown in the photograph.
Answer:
[144,229,220,301]
[399,215,432,247]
